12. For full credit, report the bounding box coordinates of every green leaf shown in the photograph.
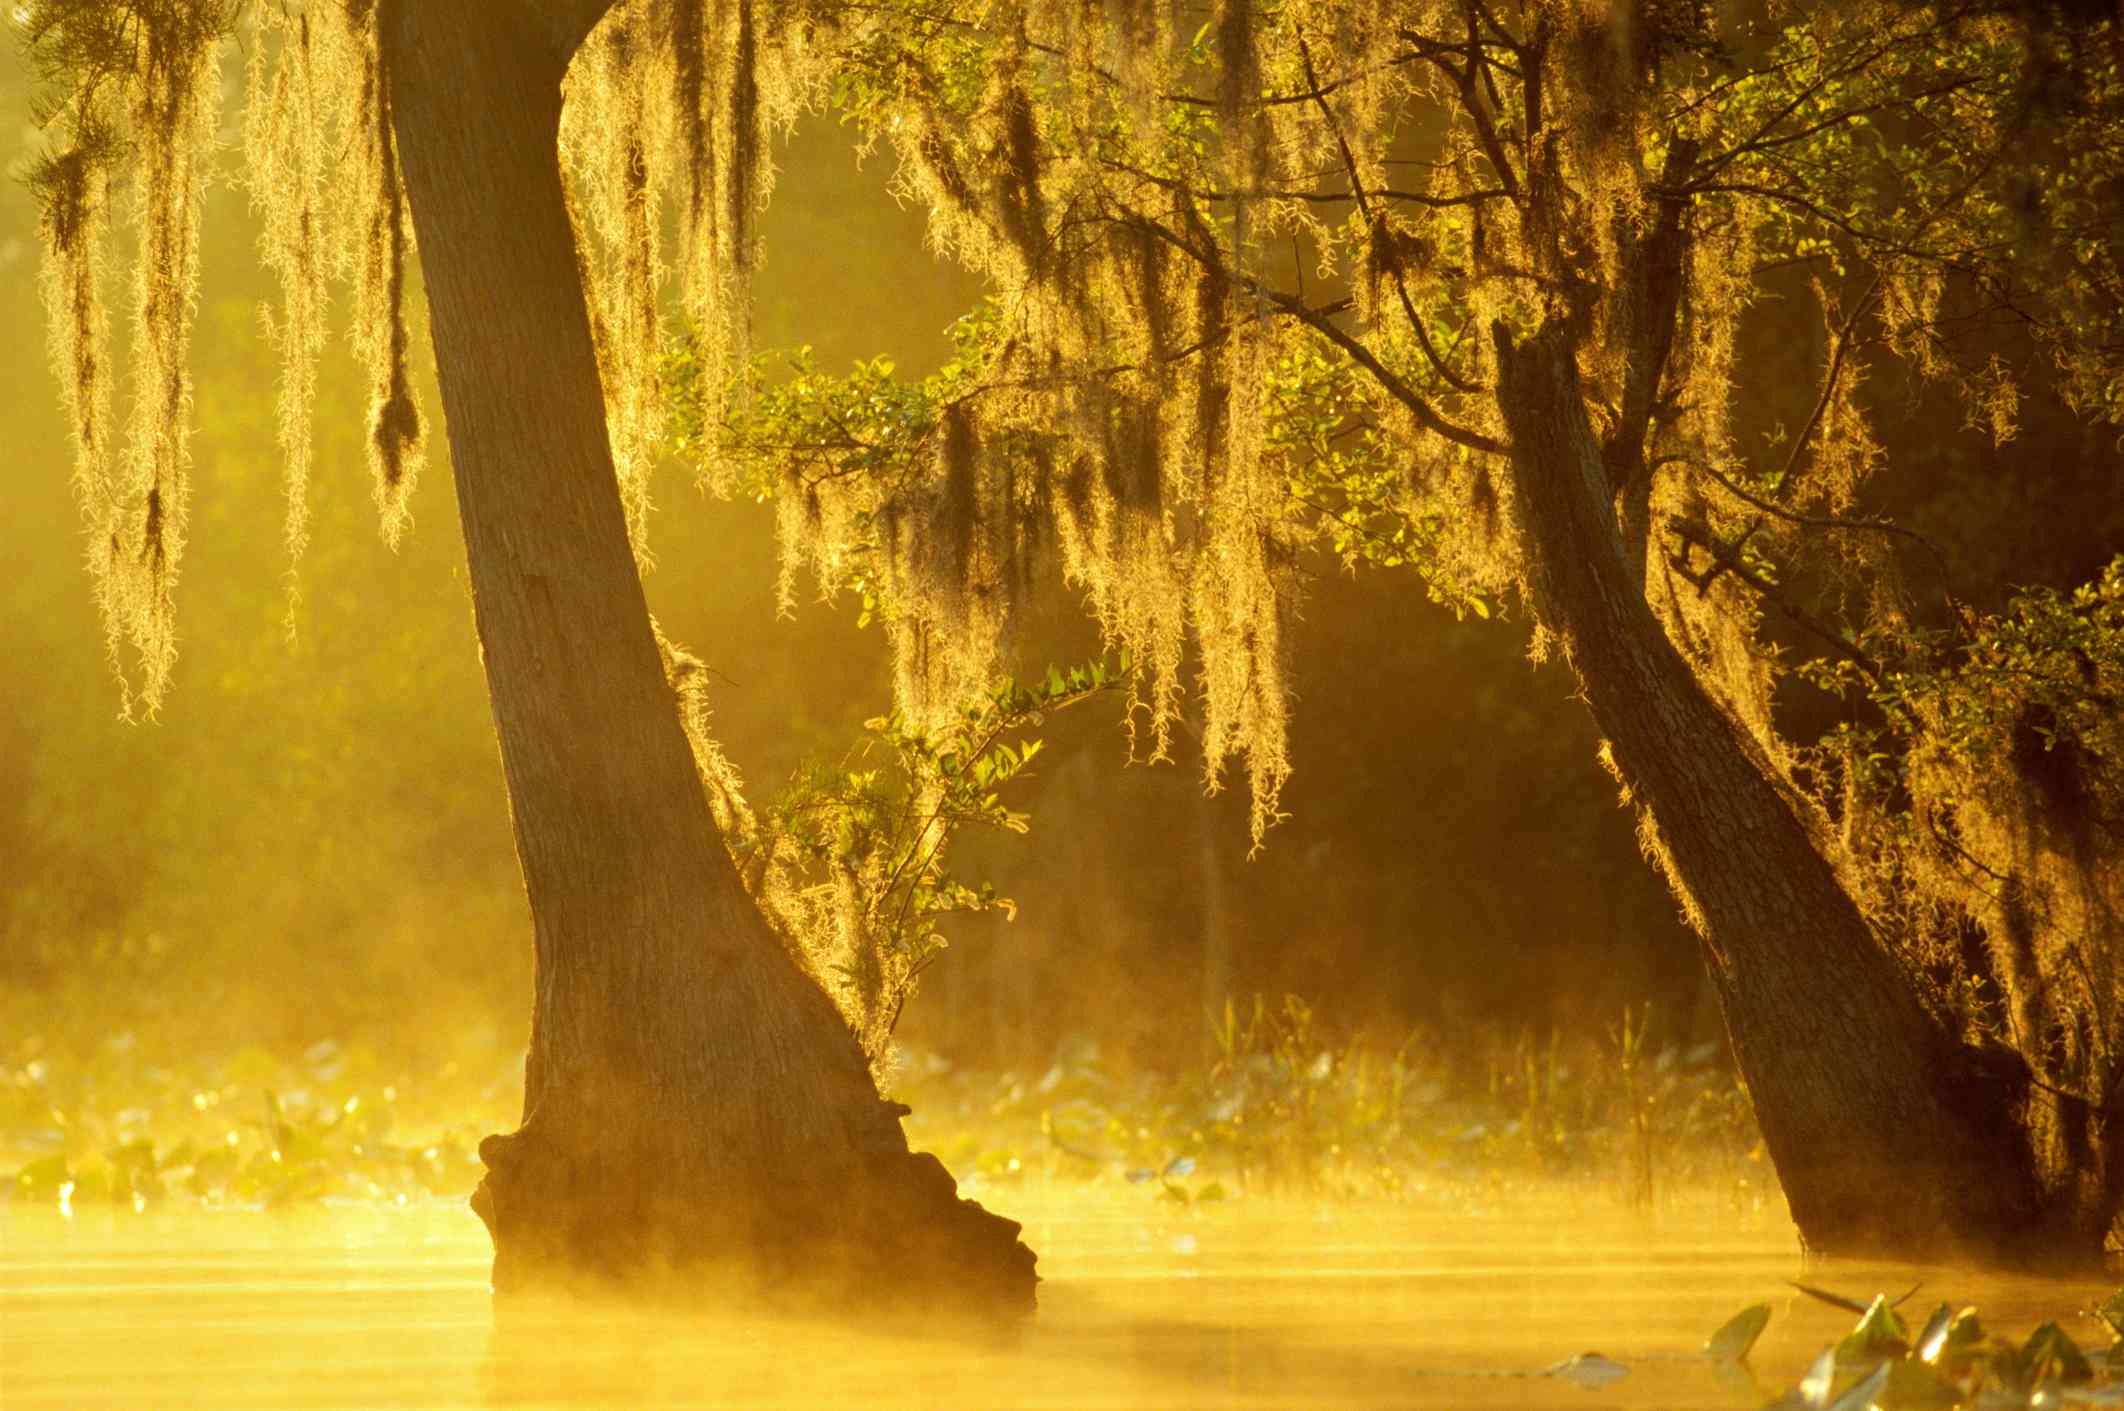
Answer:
[1706,1303,1772,1363]
[1708,1356,1764,1406]
[1824,1360,1891,1411]
[1543,1354,1629,1390]
[1835,1296,1909,1364]
[1915,1305,1981,1366]
[12,1153,71,1201]
[1792,1282,1884,1315]
[1879,1356,1959,1410]
[2024,1322,2095,1386]
[1799,1346,1838,1409]
[2098,1289,2124,1339]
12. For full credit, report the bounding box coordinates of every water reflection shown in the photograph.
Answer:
[3,1192,2112,1408]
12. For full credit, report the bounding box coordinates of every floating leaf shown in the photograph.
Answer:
[2097,1290,2124,1339]
[1836,1296,1910,1364]
[1795,1282,1873,1315]
[1796,1282,1922,1316]
[1919,1307,1983,1370]
[12,1153,71,1202]
[1543,1353,1630,1389]
[1824,1360,1891,1411]
[104,1139,163,1203]
[1710,1355,1766,1406]
[2025,1323,2096,1386]
[1801,1347,1839,1407]
[1707,1302,1772,1363]
[1880,1356,1960,1410]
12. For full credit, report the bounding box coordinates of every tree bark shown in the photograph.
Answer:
[1491,318,2112,1265]
[384,0,1035,1307]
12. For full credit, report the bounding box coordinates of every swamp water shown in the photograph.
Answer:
[3,1192,2111,1409]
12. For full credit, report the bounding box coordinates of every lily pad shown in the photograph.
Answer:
[2098,1290,2124,1340]
[1880,1356,1960,1410]
[1915,1305,1985,1380]
[1542,1352,1630,1389]
[1707,1302,1773,1363]
[11,1153,70,1202]
[2024,1323,2096,1386]
[1824,1360,1892,1411]
[1837,1296,1911,1365]
[1801,1346,1840,1407]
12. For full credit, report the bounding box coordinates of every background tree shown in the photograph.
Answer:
[657,0,2124,1263]
[22,0,1037,1301]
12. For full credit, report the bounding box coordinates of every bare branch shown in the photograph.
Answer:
[1664,515,1883,684]
[1779,272,1883,493]
[1121,211,1504,454]
[1293,29,1479,393]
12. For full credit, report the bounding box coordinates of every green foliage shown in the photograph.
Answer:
[736,656,1129,1066]
[1706,1302,1773,1363]
[1712,12,2124,420]
[668,301,1002,495]
[1796,557,2124,1053]
[1263,336,1492,620]
[1723,1285,2124,1410]
[1803,557,2124,781]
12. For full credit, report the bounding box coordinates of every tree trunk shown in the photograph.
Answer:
[1492,319,2113,1265]
[384,0,1034,1307]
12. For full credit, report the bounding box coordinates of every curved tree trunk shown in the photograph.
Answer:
[384,0,1034,1307]
[1492,319,2114,1265]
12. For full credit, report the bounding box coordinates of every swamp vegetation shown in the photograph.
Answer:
[6,0,2124,1385]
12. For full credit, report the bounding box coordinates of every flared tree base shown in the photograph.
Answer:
[470,1124,1038,1317]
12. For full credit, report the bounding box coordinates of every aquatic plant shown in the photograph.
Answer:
[675,654,1130,1076]
[1714,1284,2124,1411]
[3,1001,1761,1215]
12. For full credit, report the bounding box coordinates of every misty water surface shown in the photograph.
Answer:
[5,1192,2111,1409]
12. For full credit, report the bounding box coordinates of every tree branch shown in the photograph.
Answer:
[1778,273,1883,494]
[1679,453,1960,594]
[1121,211,1504,455]
[1294,29,1480,394]
[1665,514,1882,684]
